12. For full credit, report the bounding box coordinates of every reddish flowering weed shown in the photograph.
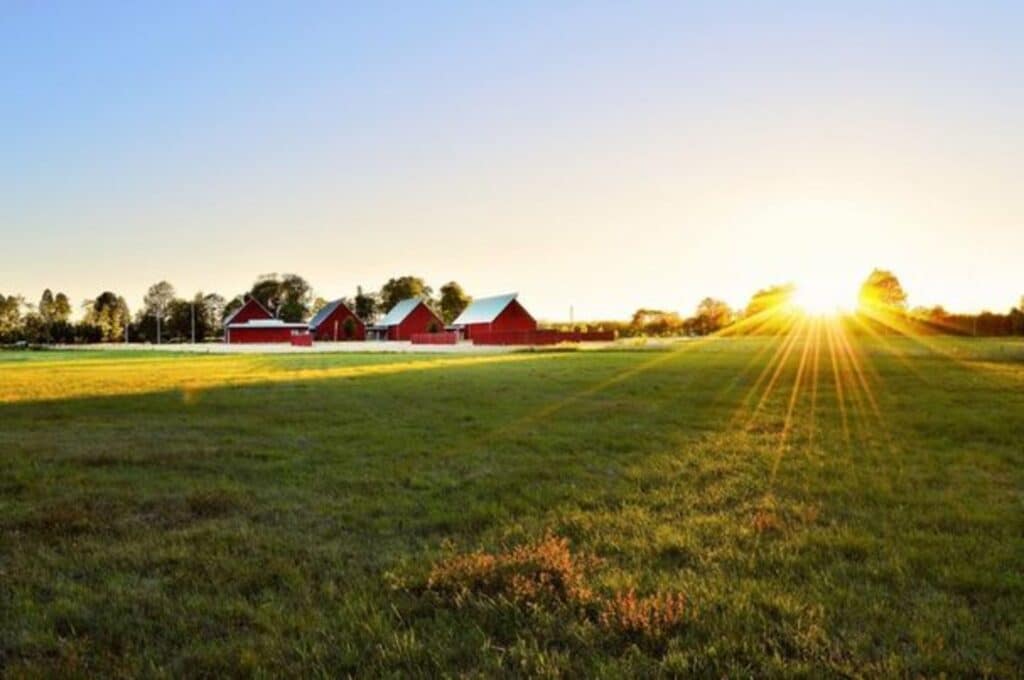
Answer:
[598,589,690,639]
[426,533,693,641]
[427,533,598,606]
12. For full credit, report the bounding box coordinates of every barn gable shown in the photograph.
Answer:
[309,299,353,330]
[374,298,444,340]
[308,299,365,341]
[223,297,273,326]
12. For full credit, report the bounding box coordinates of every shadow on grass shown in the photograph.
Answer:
[2,338,1023,676]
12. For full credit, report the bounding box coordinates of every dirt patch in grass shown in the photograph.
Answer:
[185,488,251,519]
[6,496,129,537]
[136,488,253,529]
[5,488,252,539]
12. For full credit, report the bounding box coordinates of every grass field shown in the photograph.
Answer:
[2,336,1023,676]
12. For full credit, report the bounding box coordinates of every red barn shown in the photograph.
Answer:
[224,297,273,343]
[308,299,365,341]
[451,292,537,340]
[224,297,273,327]
[225,319,311,344]
[370,298,444,341]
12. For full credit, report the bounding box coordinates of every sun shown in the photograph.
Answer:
[791,280,855,316]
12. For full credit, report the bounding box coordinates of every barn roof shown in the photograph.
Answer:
[308,299,355,330]
[223,297,273,326]
[378,297,426,327]
[226,319,308,329]
[451,293,518,326]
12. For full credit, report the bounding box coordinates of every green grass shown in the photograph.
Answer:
[2,337,1023,677]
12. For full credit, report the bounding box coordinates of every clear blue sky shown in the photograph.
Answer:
[3,2,1022,319]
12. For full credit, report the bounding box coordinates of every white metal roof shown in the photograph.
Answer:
[226,319,308,328]
[378,297,425,327]
[451,293,517,326]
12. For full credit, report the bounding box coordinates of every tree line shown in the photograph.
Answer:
[2,269,1022,345]
[0,275,472,345]
[591,269,1024,338]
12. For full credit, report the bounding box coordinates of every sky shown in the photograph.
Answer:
[2,1,1022,320]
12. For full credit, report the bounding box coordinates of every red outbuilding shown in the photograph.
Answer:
[224,297,272,343]
[224,297,312,344]
[451,292,537,340]
[308,299,365,341]
[224,297,273,328]
[370,298,444,341]
[225,319,311,344]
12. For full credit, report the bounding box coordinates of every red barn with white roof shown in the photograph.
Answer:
[370,298,444,341]
[224,297,310,344]
[450,293,536,340]
[224,297,273,327]
[226,319,311,343]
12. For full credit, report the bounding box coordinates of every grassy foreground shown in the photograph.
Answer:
[2,337,1023,676]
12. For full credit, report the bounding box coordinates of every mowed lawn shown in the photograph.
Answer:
[2,337,1023,677]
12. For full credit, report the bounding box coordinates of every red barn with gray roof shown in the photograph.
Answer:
[450,292,536,340]
[372,298,444,340]
[308,299,365,341]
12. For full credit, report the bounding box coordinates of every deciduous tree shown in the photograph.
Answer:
[38,289,55,323]
[858,269,907,311]
[0,294,24,341]
[311,297,329,317]
[164,295,199,341]
[743,284,795,318]
[354,286,379,322]
[439,281,470,324]
[690,297,733,335]
[629,309,683,336]
[52,292,71,322]
[379,276,431,312]
[84,292,130,342]
[201,293,225,336]
[248,273,313,322]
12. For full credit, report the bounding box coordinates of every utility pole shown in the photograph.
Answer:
[191,301,196,344]
[156,305,161,346]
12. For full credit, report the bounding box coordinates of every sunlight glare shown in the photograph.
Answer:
[791,279,856,316]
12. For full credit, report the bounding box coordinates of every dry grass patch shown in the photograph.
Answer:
[427,533,599,607]
[598,589,690,640]
[424,533,693,642]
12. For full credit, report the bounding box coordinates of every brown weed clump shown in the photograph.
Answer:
[426,534,693,642]
[427,533,599,606]
[598,589,690,639]
[752,507,782,534]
